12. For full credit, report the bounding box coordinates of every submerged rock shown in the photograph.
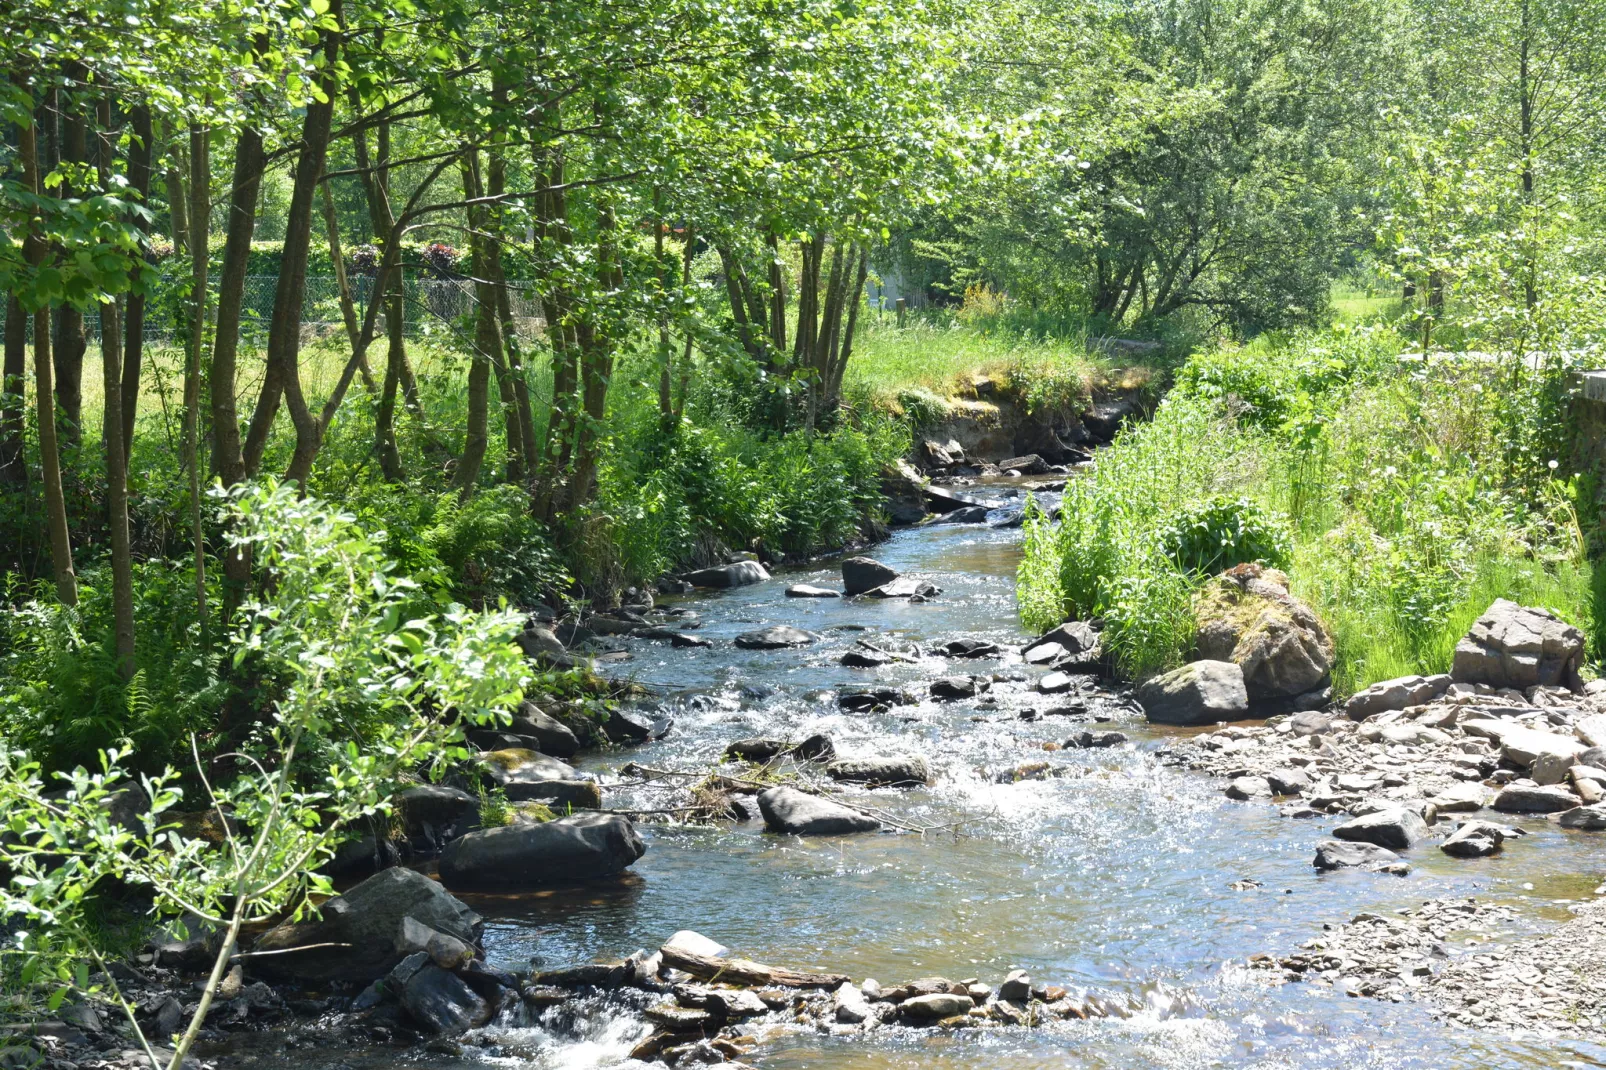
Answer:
[757,787,880,835]
[863,577,941,599]
[1313,839,1402,872]
[786,584,841,598]
[839,687,918,712]
[826,757,931,787]
[931,675,988,700]
[1136,660,1249,725]
[1492,783,1579,813]
[734,625,817,650]
[438,813,646,890]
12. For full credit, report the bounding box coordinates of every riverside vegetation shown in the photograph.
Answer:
[7,0,1606,1066]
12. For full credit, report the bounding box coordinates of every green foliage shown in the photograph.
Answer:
[1158,496,1292,576]
[477,785,513,828]
[1019,328,1593,691]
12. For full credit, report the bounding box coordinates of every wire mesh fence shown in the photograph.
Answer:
[0,275,545,347]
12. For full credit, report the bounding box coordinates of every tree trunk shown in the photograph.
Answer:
[55,73,89,450]
[184,124,210,638]
[98,94,136,678]
[321,177,375,391]
[253,12,340,487]
[210,123,265,615]
[564,195,622,511]
[452,151,499,498]
[19,113,76,605]
[767,230,787,354]
[674,230,696,421]
[166,125,189,256]
[824,248,869,414]
[0,295,25,488]
[655,197,672,422]
[121,104,154,465]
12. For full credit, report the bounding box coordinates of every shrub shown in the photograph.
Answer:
[1158,496,1292,576]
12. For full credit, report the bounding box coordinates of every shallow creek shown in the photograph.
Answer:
[283,497,1606,1069]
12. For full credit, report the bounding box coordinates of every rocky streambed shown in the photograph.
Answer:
[27,504,1606,1070]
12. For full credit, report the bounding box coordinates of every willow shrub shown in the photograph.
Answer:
[1019,328,1594,692]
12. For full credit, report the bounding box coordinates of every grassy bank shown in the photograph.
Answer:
[1018,326,1593,695]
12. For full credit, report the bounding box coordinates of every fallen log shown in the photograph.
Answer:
[658,946,851,989]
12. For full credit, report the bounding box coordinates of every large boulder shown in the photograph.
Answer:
[757,787,880,835]
[684,561,770,588]
[251,868,481,983]
[1136,660,1249,726]
[1021,621,1102,672]
[1313,839,1401,872]
[1194,565,1333,708]
[880,460,929,525]
[396,784,479,847]
[438,813,646,891]
[477,748,598,805]
[1452,599,1584,692]
[842,557,899,596]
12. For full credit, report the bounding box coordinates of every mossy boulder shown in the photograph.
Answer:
[1194,563,1333,709]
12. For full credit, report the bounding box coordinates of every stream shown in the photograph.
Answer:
[241,487,1606,1069]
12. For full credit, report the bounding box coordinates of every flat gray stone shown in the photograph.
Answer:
[734,626,817,650]
[1136,661,1248,726]
[757,786,879,835]
[684,562,770,588]
[1332,808,1428,850]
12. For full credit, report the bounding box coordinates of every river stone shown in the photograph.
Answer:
[684,561,770,588]
[396,784,479,842]
[1288,709,1334,736]
[1332,808,1427,850]
[706,989,769,1019]
[515,625,566,660]
[1493,783,1579,813]
[1440,819,1517,858]
[786,584,840,598]
[940,505,991,524]
[757,787,879,835]
[792,734,837,763]
[941,638,1000,658]
[901,993,971,1019]
[1557,804,1606,830]
[438,813,646,890]
[881,460,930,525]
[735,626,817,650]
[1136,660,1248,726]
[1267,768,1311,795]
[1575,715,1606,749]
[842,650,892,668]
[839,687,917,712]
[479,748,578,788]
[864,577,940,599]
[604,708,672,743]
[663,930,731,960]
[843,557,899,595]
[401,963,492,1034]
[1225,776,1272,800]
[931,675,988,700]
[1496,726,1587,772]
[725,738,789,763]
[508,702,581,758]
[1452,599,1584,691]
[920,439,956,468]
[395,916,474,971]
[998,970,1032,1002]
[1194,565,1333,707]
[997,454,1048,475]
[1313,839,1401,871]
[1035,671,1077,694]
[251,868,482,983]
[1429,782,1489,813]
[826,757,931,787]
[1343,674,1451,720]
[834,981,871,1023]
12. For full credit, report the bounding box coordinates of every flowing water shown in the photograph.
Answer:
[249,491,1606,1069]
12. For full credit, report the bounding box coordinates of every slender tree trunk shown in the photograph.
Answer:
[98,94,137,679]
[674,229,695,421]
[121,105,154,465]
[321,177,375,391]
[452,151,499,498]
[0,295,25,488]
[826,249,869,413]
[55,72,89,450]
[166,123,190,256]
[20,113,76,605]
[184,125,210,638]
[564,196,622,511]
[655,198,672,422]
[253,12,340,487]
[767,230,787,354]
[1517,3,1537,312]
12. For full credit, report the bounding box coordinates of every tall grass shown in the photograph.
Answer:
[1019,326,1594,693]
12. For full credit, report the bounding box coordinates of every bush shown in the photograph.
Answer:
[1158,496,1292,576]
